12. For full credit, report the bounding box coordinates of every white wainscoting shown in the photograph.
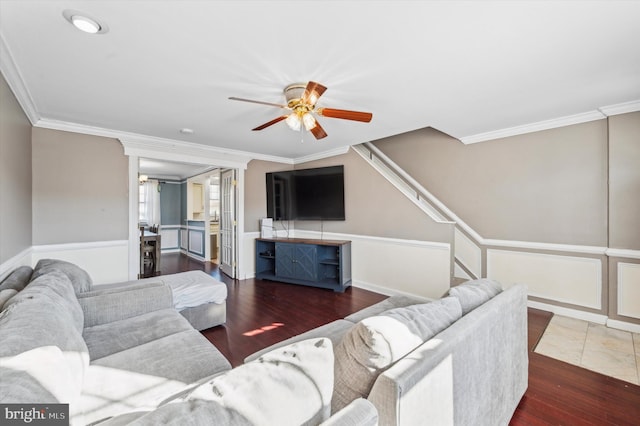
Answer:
[348,235,451,299]
[160,227,180,250]
[454,228,482,278]
[188,230,204,256]
[241,232,258,280]
[617,262,640,320]
[487,249,602,310]
[31,240,129,285]
[180,229,188,250]
[0,248,32,281]
[243,230,451,299]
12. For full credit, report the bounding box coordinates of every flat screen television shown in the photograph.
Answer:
[266,165,345,221]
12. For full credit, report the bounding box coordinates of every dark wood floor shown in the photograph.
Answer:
[161,253,640,425]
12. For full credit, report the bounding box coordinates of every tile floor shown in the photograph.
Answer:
[535,314,640,385]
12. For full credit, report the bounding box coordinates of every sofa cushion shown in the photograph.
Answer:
[0,289,17,311]
[0,346,78,404]
[344,294,431,323]
[244,319,354,363]
[0,281,89,403]
[154,338,334,426]
[83,308,194,360]
[0,265,32,292]
[32,258,93,293]
[7,270,85,332]
[332,296,462,412]
[449,278,502,315]
[80,329,231,424]
[78,282,173,328]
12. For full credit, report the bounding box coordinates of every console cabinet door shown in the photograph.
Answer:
[275,242,296,279]
[275,242,317,282]
[294,244,317,282]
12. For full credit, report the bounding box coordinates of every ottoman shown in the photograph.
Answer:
[155,270,228,331]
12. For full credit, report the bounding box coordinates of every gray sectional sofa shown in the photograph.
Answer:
[0,259,528,426]
[246,280,529,426]
[0,260,232,425]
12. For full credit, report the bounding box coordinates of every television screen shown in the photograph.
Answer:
[266,165,345,221]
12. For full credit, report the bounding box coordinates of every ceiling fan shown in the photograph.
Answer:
[229,81,372,140]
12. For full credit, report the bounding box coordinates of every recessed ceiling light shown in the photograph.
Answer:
[180,128,195,134]
[62,10,109,34]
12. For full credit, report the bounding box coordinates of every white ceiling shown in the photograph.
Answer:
[1,1,639,161]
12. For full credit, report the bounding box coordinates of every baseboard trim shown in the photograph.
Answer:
[528,300,607,325]
[605,319,640,334]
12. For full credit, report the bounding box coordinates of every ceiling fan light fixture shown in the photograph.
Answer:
[302,112,316,130]
[230,80,372,140]
[285,113,301,131]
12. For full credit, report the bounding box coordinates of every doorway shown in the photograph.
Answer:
[134,158,239,279]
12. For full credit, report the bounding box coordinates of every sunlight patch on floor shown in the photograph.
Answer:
[243,322,285,337]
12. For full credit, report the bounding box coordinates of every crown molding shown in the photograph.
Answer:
[293,146,351,164]
[0,31,39,125]
[119,136,250,170]
[34,117,296,167]
[459,110,607,144]
[598,100,640,117]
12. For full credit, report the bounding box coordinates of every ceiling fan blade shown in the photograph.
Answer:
[310,121,328,140]
[302,81,327,106]
[252,116,287,131]
[317,107,373,123]
[229,97,288,109]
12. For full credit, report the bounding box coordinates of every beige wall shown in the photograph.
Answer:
[244,160,293,233]
[245,150,452,243]
[31,128,128,244]
[0,73,32,264]
[243,150,453,297]
[608,112,640,251]
[294,150,452,243]
[373,122,609,246]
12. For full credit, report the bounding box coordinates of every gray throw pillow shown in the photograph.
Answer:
[448,278,502,315]
[0,266,33,292]
[32,259,92,294]
[332,296,462,413]
[0,289,18,311]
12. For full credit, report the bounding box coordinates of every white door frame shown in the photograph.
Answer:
[219,168,237,278]
[120,138,249,281]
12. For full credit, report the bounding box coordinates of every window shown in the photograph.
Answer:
[210,176,220,221]
[138,183,148,224]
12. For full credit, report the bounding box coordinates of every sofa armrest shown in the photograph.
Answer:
[321,398,378,426]
[79,281,173,327]
[367,284,528,426]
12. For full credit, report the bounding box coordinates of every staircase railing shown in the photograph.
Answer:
[352,142,484,280]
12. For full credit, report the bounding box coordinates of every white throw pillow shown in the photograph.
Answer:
[168,337,334,426]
